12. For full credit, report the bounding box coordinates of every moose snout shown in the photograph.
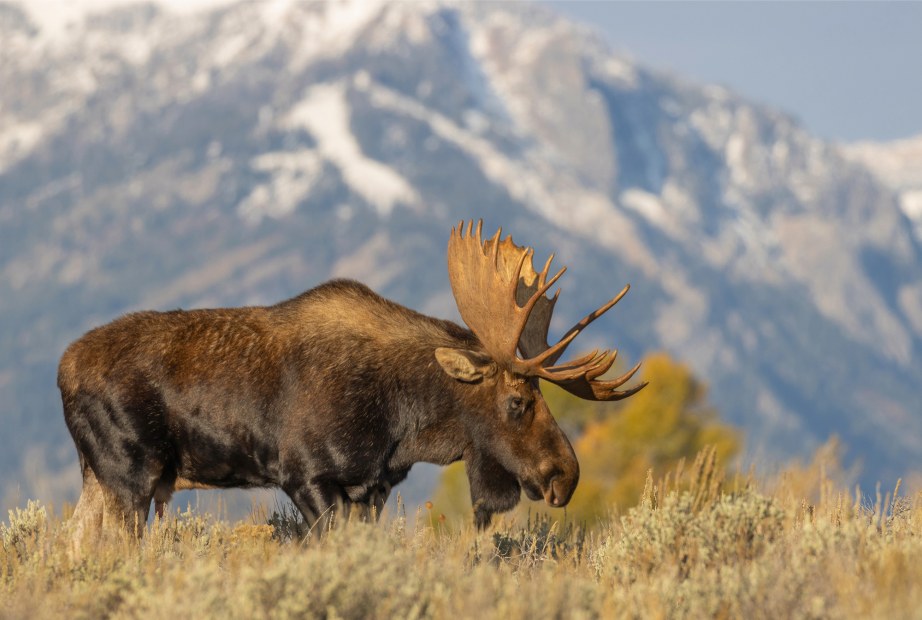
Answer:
[542,473,577,507]
[538,458,579,508]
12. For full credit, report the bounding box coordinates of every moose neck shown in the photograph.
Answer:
[283,280,481,472]
[385,333,479,472]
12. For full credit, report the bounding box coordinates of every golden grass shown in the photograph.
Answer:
[2,451,920,620]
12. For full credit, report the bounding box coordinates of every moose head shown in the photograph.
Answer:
[435,220,646,525]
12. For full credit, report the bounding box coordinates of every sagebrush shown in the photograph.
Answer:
[1,453,919,619]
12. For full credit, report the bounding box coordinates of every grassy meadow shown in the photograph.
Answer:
[1,450,920,619]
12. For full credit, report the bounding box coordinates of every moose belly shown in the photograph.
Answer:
[168,415,281,489]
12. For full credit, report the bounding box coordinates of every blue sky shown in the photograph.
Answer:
[545,1,922,143]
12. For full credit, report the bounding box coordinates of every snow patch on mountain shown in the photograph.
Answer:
[620,189,672,232]
[0,122,44,173]
[238,150,324,224]
[845,134,922,190]
[284,81,419,216]
[359,73,658,275]
[843,134,922,239]
[463,5,617,189]
[15,0,230,41]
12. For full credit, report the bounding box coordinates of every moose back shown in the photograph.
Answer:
[59,221,645,537]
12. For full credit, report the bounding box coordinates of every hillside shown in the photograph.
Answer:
[1,0,921,512]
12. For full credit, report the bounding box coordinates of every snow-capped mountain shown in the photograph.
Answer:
[1,0,920,510]
[843,135,922,240]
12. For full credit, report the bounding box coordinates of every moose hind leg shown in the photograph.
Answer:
[100,485,154,538]
[344,481,392,522]
[69,464,153,553]
[68,389,166,538]
[69,463,105,553]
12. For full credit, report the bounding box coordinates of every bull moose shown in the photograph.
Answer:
[59,220,645,538]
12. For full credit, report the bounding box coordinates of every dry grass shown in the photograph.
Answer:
[2,451,920,620]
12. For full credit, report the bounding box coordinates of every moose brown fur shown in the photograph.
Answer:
[60,221,644,539]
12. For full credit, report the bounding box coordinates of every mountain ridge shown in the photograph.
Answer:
[843,134,922,241]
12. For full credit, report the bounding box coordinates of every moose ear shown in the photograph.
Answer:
[434,347,495,383]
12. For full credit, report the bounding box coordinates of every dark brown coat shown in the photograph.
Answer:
[59,279,579,533]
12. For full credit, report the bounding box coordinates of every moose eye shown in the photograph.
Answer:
[506,396,526,419]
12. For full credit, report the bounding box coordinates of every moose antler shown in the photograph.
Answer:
[447,219,646,401]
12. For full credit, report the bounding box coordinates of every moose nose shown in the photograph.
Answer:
[538,454,579,507]
[543,478,562,506]
[543,475,576,507]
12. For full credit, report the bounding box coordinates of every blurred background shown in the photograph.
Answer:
[2,0,921,520]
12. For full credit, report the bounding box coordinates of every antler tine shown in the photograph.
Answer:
[520,266,566,319]
[490,227,502,266]
[523,325,581,368]
[542,348,603,373]
[540,284,631,367]
[535,349,613,382]
[512,248,531,292]
[538,253,555,287]
[585,349,618,380]
[540,349,618,382]
[539,349,602,374]
[596,380,648,401]
[455,218,482,241]
[546,361,647,401]
[602,360,643,388]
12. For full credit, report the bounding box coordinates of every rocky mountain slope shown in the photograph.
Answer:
[2,0,920,510]
[843,135,922,240]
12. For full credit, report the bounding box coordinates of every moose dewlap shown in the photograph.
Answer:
[59,220,645,536]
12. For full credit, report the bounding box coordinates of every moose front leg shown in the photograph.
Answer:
[282,474,349,533]
[342,480,392,522]
[366,481,392,520]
